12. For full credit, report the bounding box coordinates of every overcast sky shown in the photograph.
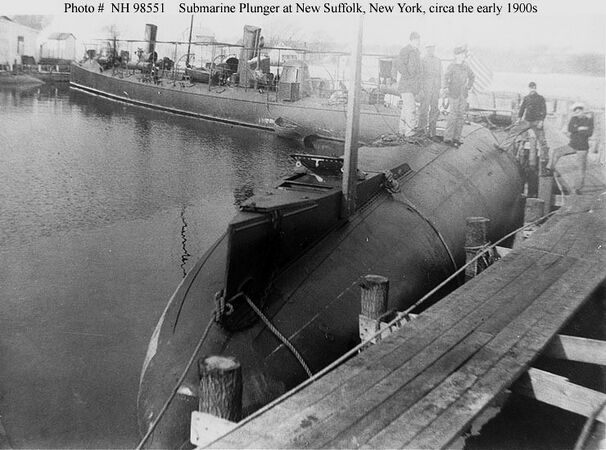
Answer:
[6,0,606,54]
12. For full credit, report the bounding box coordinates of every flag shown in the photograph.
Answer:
[467,53,493,94]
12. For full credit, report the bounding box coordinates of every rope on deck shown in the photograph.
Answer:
[244,294,313,378]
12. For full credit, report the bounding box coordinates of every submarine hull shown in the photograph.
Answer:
[137,125,524,448]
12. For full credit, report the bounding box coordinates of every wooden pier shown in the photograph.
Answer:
[200,159,606,449]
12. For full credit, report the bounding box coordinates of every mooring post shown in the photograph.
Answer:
[464,217,490,281]
[360,275,389,319]
[514,197,546,244]
[359,275,389,343]
[198,355,243,422]
[538,175,554,213]
[525,197,545,224]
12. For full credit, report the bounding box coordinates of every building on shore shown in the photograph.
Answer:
[0,16,39,68]
[40,32,77,61]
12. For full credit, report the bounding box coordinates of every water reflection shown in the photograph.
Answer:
[179,205,191,278]
[0,82,301,448]
[0,84,300,250]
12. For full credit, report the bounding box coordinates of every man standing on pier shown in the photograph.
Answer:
[396,32,422,137]
[442,45,475,147]
[549,102,594,194]
[419,43,442,139]
[499,82,549,164]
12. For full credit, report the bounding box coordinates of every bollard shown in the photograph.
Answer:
[524,197,545,224]
[198,355,242,422]
[538,175,554,213]
[360,275,389,320]
[464,217,489,281]
[359,275,389,343]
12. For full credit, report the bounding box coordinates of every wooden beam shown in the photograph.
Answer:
[512,367,606,423]
[544,334,606,366]
[190,411,237,448]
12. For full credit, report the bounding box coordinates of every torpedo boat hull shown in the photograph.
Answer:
[69,61,401,143]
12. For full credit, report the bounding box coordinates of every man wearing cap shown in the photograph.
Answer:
[396,31,422,137]
[549,102,594,194]
[419,43,442,139]
[500,82,549,162]
[442,45,475,146]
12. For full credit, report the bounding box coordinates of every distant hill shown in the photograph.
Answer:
[472,47,604,77]
[362,43,604,77]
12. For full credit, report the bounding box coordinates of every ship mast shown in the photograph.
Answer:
[185,14,194,67]
[341,16,364,219]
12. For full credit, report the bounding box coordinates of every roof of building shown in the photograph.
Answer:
[0,16,42,32]
[47,32,76,40]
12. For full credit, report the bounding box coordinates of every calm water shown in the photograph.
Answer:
[0,83,297,448]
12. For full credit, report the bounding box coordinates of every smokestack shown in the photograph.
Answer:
[144,24,157,56]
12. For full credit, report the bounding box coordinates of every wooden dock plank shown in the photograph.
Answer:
[325,253,572,448]
[512,368,606,423]
[403,258,603,449]
[242,325,482,448]
[544,335,606,365]
[365,256,601,448]
[292,331,493,449]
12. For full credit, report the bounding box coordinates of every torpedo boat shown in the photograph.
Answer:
[69,23,402,143]
[137,123,525,448]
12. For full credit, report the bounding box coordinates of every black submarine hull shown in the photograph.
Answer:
[137,125,524,448]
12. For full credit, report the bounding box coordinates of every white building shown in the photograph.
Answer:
[40,32,77,61]
[0,16,39,66]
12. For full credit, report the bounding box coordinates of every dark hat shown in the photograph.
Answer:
[528,82,537,89]
[410,31,420,41]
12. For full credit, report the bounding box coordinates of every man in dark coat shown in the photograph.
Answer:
[396,31,421,137]
[442,45,474,146]
[549,102,594,194]
[500,82,549,163]
[419,43,442,138]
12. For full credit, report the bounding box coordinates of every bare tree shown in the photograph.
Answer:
[263,19,305,47]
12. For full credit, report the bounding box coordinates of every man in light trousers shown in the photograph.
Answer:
[442,45,475,147]
[419,43,442,138]
[396,32,422,137]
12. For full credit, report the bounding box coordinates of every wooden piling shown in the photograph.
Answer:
[524,197,545,224]
[464,217,489,280]
[198,355,242,422]
[359,275,389,320]
[538,175,554,213]
[359,275,389,343]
